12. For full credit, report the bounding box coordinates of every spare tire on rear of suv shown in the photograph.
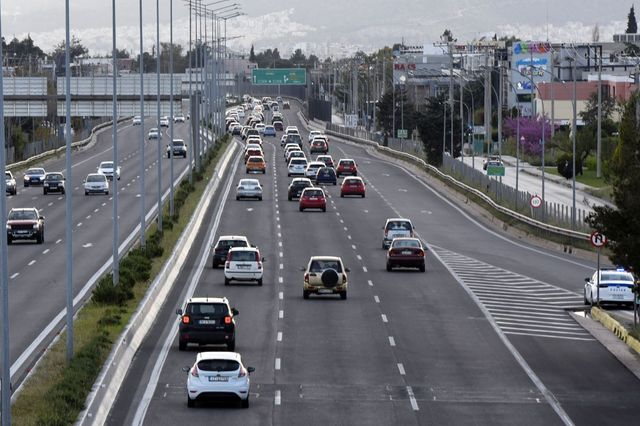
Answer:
[321,269,339,288]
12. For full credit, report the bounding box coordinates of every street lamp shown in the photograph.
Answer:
[399,74,406,137]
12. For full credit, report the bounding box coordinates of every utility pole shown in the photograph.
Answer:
[596,45,602,178]
[484,54,491,156]
[449,42,454,155]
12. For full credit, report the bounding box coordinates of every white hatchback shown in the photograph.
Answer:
[288,158,308,176]
[305,161,326,179]
[224,247,265,286]
[184,351,254,408]
[584,268,636,305]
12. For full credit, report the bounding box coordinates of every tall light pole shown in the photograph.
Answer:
[139,0,146,247]
[596,45,602,178]
[64,0,74,364]
[169,0,175,217]
[571,55,577,229]
[156,0,163,234]
[188,0,194,184]
[111,0,120,285]
[1,0,12,422]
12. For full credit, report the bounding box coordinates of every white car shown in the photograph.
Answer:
[286,149,305,163]
[288,158,308,176]
[5,171,17,195]
[84,173,109,195]
[132,115,142,125]
[246,136,263,146]
[255,123,266,134]
[285,126,299,135]
[174,114,185,123]
[382,218,415,249]
[224,247,265,286]
[584,268,636,305]
[97,161,121,181]
[160,116,170,127]
[184,351,254,408]
[305,161,326,179]
[148,128,161,140]
[308,130,323,143]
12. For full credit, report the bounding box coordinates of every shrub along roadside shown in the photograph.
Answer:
[12,135,230,425]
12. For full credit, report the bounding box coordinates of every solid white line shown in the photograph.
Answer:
[42,249,49,254]
[407,386,419,411]
[381,314,388,323]
[279,292,284,300]
[397,363,406,375]
[10,273,19,279]
[368,280,373,286]
[28,260,36,266]
[275,358,281,370]
[388,336,396,347]
[374,295,380,303]
[275,390,281,406]
[279,310,284,319]
[356,255,362,260]
[277,331,283,342]
[362,266,368,272]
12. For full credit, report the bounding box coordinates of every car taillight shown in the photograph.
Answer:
[342,274,347,284]
[225,261,230,268]
[304,273,309,283]
[182,315,191,324]
[417,249,425,257]
[388,249,396,256]
[238,366,247,378]
[384,230,388,237]
[190,365,199,378]
[224,316,232,324]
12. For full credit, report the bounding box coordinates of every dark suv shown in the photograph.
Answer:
[287,178,313,200]
[176,297,238,351]
[211,235,251,268]
[315,167,337,185]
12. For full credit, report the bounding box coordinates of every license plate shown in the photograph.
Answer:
[401,250,412,255]
[209,376,228,382]
[611,295,625,300]
[199,319,216,324]
[318,289,333,294]
[237,265,251,270]
[16,230,28,234]
[309,197,317,200]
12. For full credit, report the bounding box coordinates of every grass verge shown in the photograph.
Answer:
[11,135,231,426]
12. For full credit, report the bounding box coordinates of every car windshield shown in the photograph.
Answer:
[100,163,113,169]
[87,175,106,183]
[197,359,240,372]
[27,169,44,175]
[600,272,634,282]
[386,221,412,231]
[187,303,228,316]
[8,210,37,220]
[229,250,258,261]
[392,239,421,248]
[309,259,343,273]
[172,141,185,147]
[46,174,63,181]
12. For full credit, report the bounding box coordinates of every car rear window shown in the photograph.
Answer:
[291,159,307,165]
[392,239,421,248]
[386,221,412,231]
[249,157,263,163]
[318,168,334,177]
[197,359,240,372]
[340,161,354,166]
[305,189,324,197]
[600,272,634,282]
[219,239,248,249]
[309,260,342,272]
[187,303,229,316]
[229,250,259,261]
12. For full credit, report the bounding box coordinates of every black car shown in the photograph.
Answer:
[176,297,238,351]
[211,235,251,268]
[315,167,337,186]
[288,178,313,201]
[43,172,66,195]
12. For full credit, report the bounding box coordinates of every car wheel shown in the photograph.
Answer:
[299,207,304,212]
[257,278,263,286]
[362,194,365,198]
[419,264,426,273]
[288,196,292,201]
[11,189,16,196]
[245,169,249,174]
[61,189,65,195]
[336,173,340,178]
[333,182,337,185]
[287,173,291,177]
[322,207,326,212]
[340,291,347,300]
[85,191,88,196]
[584,290,590,305]
[340,193,344,198]
[105,191,109,195]
[187,396,195,408]
[382,242,387,249]
[24,183,28,188]
[37,232,44,244]
[167,153,170,158]
[386,263,392,272]
[303,290,310,299]
[7,237,12,245]
[179,340,186,351]
[224,277,230,286]
[227,340,236,351]
[263,170,266,174]
[43,189,47,195]
[241,397,249,409]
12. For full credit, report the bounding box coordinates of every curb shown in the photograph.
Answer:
[76,139,238,426]
[591,307,640,356]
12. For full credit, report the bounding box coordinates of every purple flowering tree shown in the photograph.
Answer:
[503,115,554,156]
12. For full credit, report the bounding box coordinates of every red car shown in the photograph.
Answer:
[386,237,426,272]
[340,176,365,198]
[299,187,326,212]
[336,158,358,177]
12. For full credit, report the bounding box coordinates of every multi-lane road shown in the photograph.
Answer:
[102,104,640,425]
[3,118,194,386]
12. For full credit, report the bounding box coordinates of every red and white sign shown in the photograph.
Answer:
[529,195,542,209]
[590,232,607,248]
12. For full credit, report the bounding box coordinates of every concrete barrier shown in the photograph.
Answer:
[591,307,640,356]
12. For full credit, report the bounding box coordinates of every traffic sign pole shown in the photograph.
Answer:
[589,231,607,307]
[596,247,601,307]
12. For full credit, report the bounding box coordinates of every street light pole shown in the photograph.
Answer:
[156,0,163,234]
[111,0,120,285]
[571,56,577,229]
[139,0,146,248]
[596,46,602,178]
[169,0,175,217]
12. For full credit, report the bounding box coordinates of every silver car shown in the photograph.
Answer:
[84,173,109,195]
[5,171,17,195]
[148,128,161,140]
[236,178,262,201]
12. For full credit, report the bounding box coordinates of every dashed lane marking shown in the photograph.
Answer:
[10,273,19,279]
[28,260,36,266]
[397,363,406,375]
[279,310,284,319]
[374,295,380,303]
[388,336,396,347]
[381,314,388,323]
[277,332,283,342]
[368,280,373,286]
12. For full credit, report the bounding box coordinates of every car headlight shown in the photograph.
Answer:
[33,224,39,229]
[24,176,30,180]
[6,224,11,230]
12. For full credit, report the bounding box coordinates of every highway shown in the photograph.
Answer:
[2,118,194,386]
[106,103,640,425]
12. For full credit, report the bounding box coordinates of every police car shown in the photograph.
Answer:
[584,268,636,306]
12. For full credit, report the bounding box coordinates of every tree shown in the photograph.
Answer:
[627,5,638,33]
[249,45,255,62]
[441,29,456,42]
[415,94,462,165]
[51,35,88,75]
[290,48,306,66]
[503,115,553,156]
[586,92,640,274]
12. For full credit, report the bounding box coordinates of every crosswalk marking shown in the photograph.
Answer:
[433,246,594,341]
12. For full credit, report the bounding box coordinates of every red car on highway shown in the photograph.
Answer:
[336,158,358,177]
[299,187,326,212]
[340,176,365,198]
[386,237,426,272]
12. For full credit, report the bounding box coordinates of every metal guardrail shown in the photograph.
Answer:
[321,126,590,243]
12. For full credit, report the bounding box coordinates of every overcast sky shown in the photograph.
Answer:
[0,0,631,56]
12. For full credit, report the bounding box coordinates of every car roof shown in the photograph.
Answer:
[218,235,250,241]
[385,218,412,223]
[239,178,259,183]
[27,167,45,172]
[292,177,312,182]
[247,155,264,160]
[302,187,324,193]
[309,255,342,262]
[196,351,241,362]
[9,207,38,212]
[308,161,326,166]
[187,296,228,304]
[338,158,355,162]
[228,246,259,252]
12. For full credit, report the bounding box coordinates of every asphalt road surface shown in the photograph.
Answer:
[107,104,640,426]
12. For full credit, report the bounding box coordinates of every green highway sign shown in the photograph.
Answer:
[397,129,408,139]
[252,68,307,85]
[487,164,506,176]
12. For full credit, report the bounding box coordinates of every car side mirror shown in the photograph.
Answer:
[345,268,351,273]
[261,257,266,262]
[299,267,306,271]
[584,278,590,282]
[39,216,45,220]
[232,308,239,316]
[182,366,191,372]
[247,367,255,374]
[176,308,183,315]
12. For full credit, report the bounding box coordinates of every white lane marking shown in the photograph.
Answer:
[407,386,419,411]
[42,249,49,254]
[397,363,406,375]
[340,219,344,224]
[77,222,82,227]
[381,314,388,323]
[279,310,284,319]
[46,201,54,208]
[10,273,19,279]
[55,239,62,244]
[388,336,396,346]
[336,212,340,216]
[83,243,93,248]
[343,227,348,231]
[279,292,283,300]
[362,266,368,272]
[364,209,369,213]
[347,235,352,240]
[368,280,373,287]
[102,202,107,207]
[28,260,36,266]
[277,332,283,342]
[356,255,362,261]
[279,252,283,258]
[275,390,281,406]
[352,245,357,250]
[86,215,91,220]
[278,233,282,238]
[278,277,283,284]
[277,224,281,229]
[374,295,380,303]
[94,208,99,213]
[278,241,282,247]
[398,188,408,192]
[275,358,281,370]
[279,263,284,270]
